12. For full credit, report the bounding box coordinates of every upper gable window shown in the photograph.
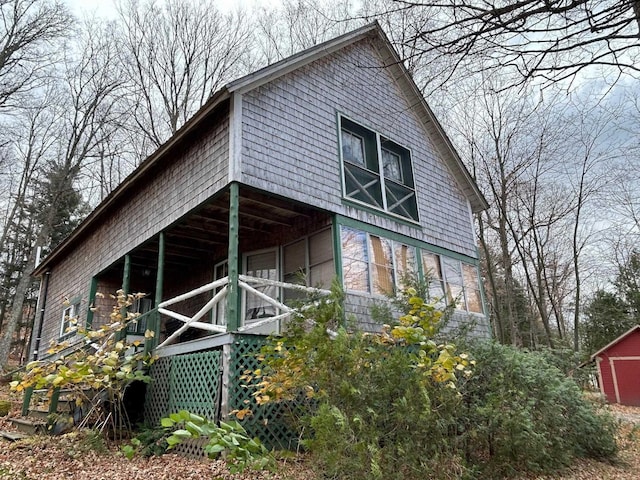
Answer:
[339,116,418,222]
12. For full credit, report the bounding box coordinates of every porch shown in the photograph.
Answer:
[89,182,335,353]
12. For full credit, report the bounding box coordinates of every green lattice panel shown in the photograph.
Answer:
[144,356,172,426]
[168,351,221,422]
[144,350,221,427]
[229,334,299,450]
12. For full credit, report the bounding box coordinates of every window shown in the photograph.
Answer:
[340,117,418,221]
[341,226,417,296]
[127,296,153,334]
[60,300,81,338]
[283,228,335,301]
[421,252,483,314]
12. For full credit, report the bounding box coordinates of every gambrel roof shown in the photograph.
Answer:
[34,21,486,276]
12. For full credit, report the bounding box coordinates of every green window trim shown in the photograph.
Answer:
[86,277,98,329]
[336,218,485,316]
[338,115,419,223]
[335,215,478,265]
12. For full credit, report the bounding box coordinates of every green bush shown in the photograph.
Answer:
[248,284,473,479]
[0,400,11,416]
[460,342,617,477]
[246,284,618,479]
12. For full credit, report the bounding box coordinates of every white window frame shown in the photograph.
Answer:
[242,247,280,329]
[339,115,419,222]
[60,300,80,338]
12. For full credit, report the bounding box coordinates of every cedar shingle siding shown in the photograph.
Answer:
[241,41,476,257]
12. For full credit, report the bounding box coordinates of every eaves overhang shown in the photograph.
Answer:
[32,88,231,277]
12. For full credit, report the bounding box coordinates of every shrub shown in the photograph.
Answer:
[460,342,617,477]
[241,284,617,479]
[10,290,155,438]
[245,284,473,479]
[0,400,10,416]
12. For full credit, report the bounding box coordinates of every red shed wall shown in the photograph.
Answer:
[596,330,640,406]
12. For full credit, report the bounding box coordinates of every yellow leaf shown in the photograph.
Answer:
[53,376,64,386]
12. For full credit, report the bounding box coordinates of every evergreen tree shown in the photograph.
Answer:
[582,290,635,355]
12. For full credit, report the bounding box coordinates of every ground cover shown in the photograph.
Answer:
[1,395,639,480]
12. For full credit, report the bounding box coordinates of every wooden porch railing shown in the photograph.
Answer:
[156,275,331,349]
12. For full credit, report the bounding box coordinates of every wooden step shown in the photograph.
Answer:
[0,430,28,441]
[27,408,50,420]
[8,417,46,435]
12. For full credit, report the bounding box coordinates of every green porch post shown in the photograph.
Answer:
[119,254,131,339]
[227,182,240,332]
[146,232,164,354]
[86,277,98,329]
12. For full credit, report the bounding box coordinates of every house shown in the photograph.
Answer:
[591,325,640,406]
[27,22,488,443]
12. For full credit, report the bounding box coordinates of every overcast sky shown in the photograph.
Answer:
[65,0,272,18]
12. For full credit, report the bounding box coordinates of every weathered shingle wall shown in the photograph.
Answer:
[240,39,476,258]
[37,116,230,353]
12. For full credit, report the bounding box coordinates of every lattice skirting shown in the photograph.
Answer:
[228,335,299,450]
[144,334,298,451]
[144,350,222,427]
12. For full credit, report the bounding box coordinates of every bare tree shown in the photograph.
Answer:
[0,20,124,370]
[115,0,252,153]
[366,0,640,87]
[254,0,359,64]
[0,0,72,107]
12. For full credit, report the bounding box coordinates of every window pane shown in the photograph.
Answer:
[466,288,483,313]
[309,229,333,265]
[422,252,442,281]
[422,253,445,304]
[341,129,365,166]
[462,263,483,313]
[245,251,278,320]
[369,235,394,295]
[385,182,418,220]
[462,263,479,289]
[310,260,334,288]
[394,243,416,289]
[341,227,370,292]
[284,239,306,276]
[345,163,383,207]
[442,257,462,285]
[446,283,465,309]
[382,148,402,183]
[442,257,464,309]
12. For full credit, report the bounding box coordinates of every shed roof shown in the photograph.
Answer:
[590,325,640,360]
[34,21,487,276]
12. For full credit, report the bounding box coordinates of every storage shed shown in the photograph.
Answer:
[591,325,640,406]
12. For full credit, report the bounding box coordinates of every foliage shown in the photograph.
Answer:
[121,426,169,460]
[241,284,618,479]
[243,284,473,479]
[0,399,10,416]
[614,250,640,321]
[582,289,635,355]
[10,290,155,437]
[460,342,618,478]
[160,410,274,474]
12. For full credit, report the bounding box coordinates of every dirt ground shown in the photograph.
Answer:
[1,386,640,480]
